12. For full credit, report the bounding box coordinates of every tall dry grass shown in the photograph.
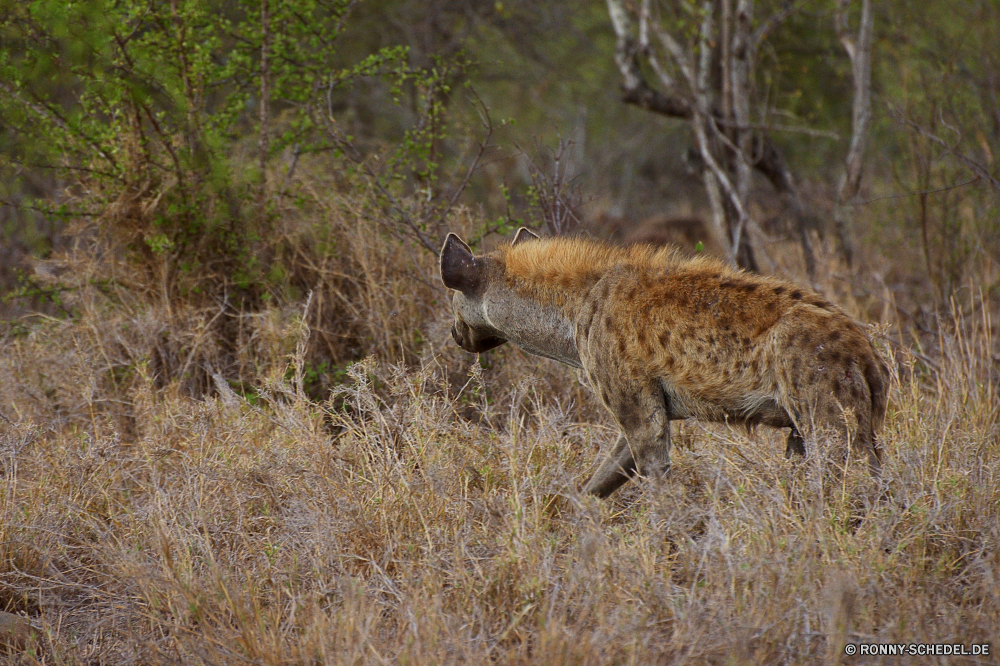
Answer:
[2,189,999,663]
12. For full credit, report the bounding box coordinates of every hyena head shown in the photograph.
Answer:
[439,227,539,353]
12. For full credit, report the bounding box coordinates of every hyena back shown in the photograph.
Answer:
[441,228,889,498]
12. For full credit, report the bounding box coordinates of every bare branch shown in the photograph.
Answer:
[836,0,873,201]
[696,1,714,102]
[888,106,1000,193]
[324,122,439,254]
[693,113,751,250]
[605,0,640,91]
[605,0,692,117]
[753,0,799,51]
[852,176,981,205]
[604,0,816,273]
[519,138,584,236]
[754,135,819,282]
[834,0,857,61]
[654,24,696,87]
[714,118,840,139]
[731,0,754,202]
[431,90,495,232]
[721,0,733,125]
[278,144,302,197]
[640,0,674,89]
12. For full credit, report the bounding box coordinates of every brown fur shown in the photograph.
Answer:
[590,212,725,257]
[441,230,890,498]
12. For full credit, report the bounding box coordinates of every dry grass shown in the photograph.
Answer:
[1,198,999,664]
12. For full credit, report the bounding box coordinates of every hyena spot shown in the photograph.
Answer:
[791,290,803,300]
[773,286,785,295]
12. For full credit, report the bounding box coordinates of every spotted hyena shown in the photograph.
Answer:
[440,228,889,498]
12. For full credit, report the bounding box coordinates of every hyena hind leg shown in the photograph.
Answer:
[817,387,883,476]
[785,427,806,458]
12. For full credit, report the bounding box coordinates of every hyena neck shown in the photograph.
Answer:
[484,236,693,368]
[482,283,583,368]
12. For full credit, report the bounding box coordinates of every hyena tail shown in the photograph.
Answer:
[863,351,891,466]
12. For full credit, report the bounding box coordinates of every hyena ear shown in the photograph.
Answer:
[512,227,540,246]
[440,233,482,295]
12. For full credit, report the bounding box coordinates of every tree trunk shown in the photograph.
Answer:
[605,0,805,275]
[729,0,758,272]
[834,0,874,269]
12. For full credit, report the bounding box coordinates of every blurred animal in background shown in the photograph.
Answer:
[587,211,725,258]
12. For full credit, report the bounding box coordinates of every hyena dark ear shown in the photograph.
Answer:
[512,227,540,246]
[440,233,482,295]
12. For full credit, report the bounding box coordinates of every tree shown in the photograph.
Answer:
[0,0,460,291]
[833,0,873,270]
[603,0,873,278]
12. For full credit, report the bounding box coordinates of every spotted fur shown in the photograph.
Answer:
[441,229,890,498]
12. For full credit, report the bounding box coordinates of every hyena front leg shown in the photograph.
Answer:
[584,378,672,498]
[583,434,635,498]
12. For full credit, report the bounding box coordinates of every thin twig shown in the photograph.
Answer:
[0,80,120,174]
[712,118,841,140]
[279,144,302,198]
[853,177,981,205]
[432,89,494,233]
[752,0,800,50]
[888,105,1000,193]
